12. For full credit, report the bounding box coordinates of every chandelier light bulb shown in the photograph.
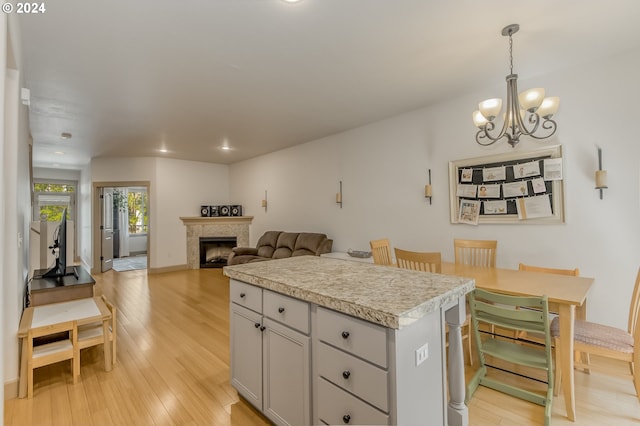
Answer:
[518,88,545,112]
[537,97,560,119]
[478,98,502,121]
[503,109,526,127]
[472,110,489,128]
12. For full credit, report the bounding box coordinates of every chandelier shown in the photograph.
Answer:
[472,24,559,147]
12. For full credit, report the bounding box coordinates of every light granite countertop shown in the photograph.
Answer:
[223,256,474,329]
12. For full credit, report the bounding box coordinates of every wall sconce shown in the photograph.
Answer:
[336,180,343,208]
[595,147,607,200]
[424,169,433,205]
[261,190,268,211]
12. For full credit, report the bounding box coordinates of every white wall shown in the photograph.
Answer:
[91,157,230,268]
[154,157,230,267]
[128,234,147,254]
[2,14,31,402]
[230,46,640,330]
[0,13,7,409]
[78,163,92,267]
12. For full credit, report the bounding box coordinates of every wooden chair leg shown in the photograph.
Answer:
[553,337,562,397]
[633,363,640,403]
[467,325,473,366]
[72,354,79,384]
[112,337,117,366]
[27,363,34,399]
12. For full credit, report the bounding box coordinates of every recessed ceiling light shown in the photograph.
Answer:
[60,132,72,139]
[159,148,168,153]
[282,0,302,3]
[54,151,64,155]
[221,146,231,151]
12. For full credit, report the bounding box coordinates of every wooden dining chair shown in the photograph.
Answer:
[517,263,581,312]
[27,320,79,398]
[552,267,640,401]
[453,239,497,268]
[78,295,117,367]
[466,289,554,426]
[394,248,441,273]
[370,238,394,266]
[517,263,580,342]
[453,239,497,362]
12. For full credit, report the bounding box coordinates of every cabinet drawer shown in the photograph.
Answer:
[317,307,388,368]
[230,279,262,313]
[317,342,388,412]
[264,290,310,334]
[317,377,389,425]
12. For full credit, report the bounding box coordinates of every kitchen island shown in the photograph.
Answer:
[224,255,474,426]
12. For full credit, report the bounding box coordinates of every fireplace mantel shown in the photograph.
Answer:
[181,216,253,269]
[179,216,254,225]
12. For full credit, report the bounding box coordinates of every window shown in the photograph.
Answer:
[127,188,148,234]
[33,180,75,221]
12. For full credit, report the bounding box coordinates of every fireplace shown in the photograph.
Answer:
[181,216,252,269]
[199,237,237,268]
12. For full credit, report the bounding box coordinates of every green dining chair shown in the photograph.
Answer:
[466,289,554,426]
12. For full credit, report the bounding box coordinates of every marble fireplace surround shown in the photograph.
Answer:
[180,216,253,269]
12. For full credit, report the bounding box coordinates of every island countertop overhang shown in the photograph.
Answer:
[223,256,475,329]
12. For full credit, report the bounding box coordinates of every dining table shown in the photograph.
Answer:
[440,262,594,422]
[17,296,113,398]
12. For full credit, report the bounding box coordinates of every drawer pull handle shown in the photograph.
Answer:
[278,307,285,313]
[239,292,246,298]
[254,323,261,328]
[342,370,351,379]
[342,414,351,424]
[341,331,350,339]
[259,325,266,332]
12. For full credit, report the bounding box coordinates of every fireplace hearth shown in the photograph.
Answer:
[199,237,237,268]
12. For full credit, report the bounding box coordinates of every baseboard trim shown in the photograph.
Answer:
[148,264,188,274]
[5,379,18,400]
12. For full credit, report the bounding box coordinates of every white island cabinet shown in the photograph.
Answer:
[225,256,473,426]
[230,280,311,426]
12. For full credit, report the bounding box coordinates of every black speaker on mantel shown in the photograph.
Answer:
[219,205,231,216]
[200,206,210,217]
[230,205,243,216]
[209,205,220,217]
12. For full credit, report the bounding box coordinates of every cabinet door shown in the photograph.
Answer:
[263,318,311,426]
[230,304,263,409]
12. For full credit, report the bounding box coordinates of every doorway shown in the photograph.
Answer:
[92,181,150,275]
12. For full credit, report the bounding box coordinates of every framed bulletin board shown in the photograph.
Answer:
[449,145,565,224]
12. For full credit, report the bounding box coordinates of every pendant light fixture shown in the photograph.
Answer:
[473,24,559,147]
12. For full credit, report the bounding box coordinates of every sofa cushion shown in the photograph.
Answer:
[273,232,298,259]
[230,255,269,265]
[232,247,259,256]
[293,233,328,257]
[256,231,281,258]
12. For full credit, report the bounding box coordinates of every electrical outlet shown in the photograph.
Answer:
[415,343,429,366]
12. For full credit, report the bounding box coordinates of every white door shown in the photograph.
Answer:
[101,188,114,272]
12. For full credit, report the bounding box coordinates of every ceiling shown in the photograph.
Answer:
[18,0,640,168]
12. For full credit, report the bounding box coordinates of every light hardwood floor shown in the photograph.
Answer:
[5,268,640,425]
